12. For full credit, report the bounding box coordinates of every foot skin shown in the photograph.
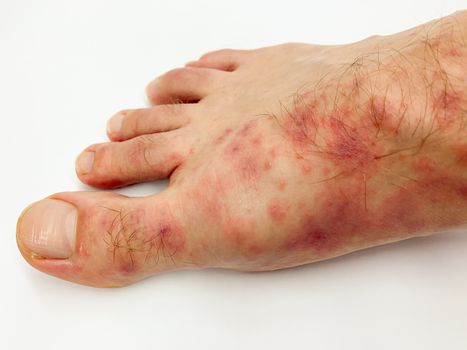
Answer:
[17,11,467,287]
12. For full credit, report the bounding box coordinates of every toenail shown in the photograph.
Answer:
[76,151,95,175]
[17,199,78,258]
[107,113,125,137]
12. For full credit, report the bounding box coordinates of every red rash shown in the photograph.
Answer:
[102,205,186,273]
[267,200,288,223]
[283,94,390,179]
[448,48,462,57]
[326,116,377,169]
[223,218,265,256]
[169,152,184,163]
[152,222,185,256]
[284,188,367,254]
[188,172,232,219]
[263,161,272,171]
[282,147,467,255]
[212,44,466,259]
[279,69,467,255]
[432,89,462,127]
[223,120,273,183]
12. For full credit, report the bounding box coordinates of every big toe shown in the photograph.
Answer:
[16,190,200,287]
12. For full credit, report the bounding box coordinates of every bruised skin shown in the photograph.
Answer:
[17,11,467,286]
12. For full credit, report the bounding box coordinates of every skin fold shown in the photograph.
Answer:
[17,10,467,287]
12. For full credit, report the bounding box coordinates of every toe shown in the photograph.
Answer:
[185,49,250,71]
[107,104,195,142]
[16,190,199,287]
[146,67,228,105]
[76,131,190,188]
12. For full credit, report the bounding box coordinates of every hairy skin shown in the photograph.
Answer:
[17,11,467,287]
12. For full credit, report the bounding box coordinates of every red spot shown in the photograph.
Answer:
[448,48,462,57]
[146,209,186,261]
[295,154,304,160]
[432,90,461,127]
[378,190,424,232]
[169,152,183,163]
[301,163,312,174]
[283,191,362,253]
[283,99,320,146]
[364,97,402,135]
[411,155,436,173]
[277,179,287,191]
[286,222,339,253]
[229,153,261,182]
[230,231,265,256]
[119,262,137,274]
[293,230,331,251]
[228,228,246,246]
[222,219,264,257]
[224,122,265,184]
[326,116,376,170]
[268,200,288,223]
[282,183,377,255]
[248,244,264,255]
[231,145,241,153]
[188,173,230,219]
[159,224,170,237]
[251,135,262,146]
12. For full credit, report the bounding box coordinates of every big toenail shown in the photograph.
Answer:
[17,199,77,258]
[76,151,95,175]
[107,113,124,137]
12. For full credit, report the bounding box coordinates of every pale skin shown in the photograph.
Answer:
[17,11,467,287]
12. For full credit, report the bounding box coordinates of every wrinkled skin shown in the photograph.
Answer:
[17,10,467,287]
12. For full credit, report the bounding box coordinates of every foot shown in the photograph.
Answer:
[17,11,467,287]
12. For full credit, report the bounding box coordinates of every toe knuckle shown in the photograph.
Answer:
[201,49,233,60]
[131,112,144,134]
[123,109,141,133]
[161,68,189,84]
[93,145,113,176]
[130,136,158,168]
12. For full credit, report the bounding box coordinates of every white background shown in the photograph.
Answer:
[1,0,467,349]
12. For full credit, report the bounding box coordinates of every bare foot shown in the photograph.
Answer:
[17,11,467,287]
